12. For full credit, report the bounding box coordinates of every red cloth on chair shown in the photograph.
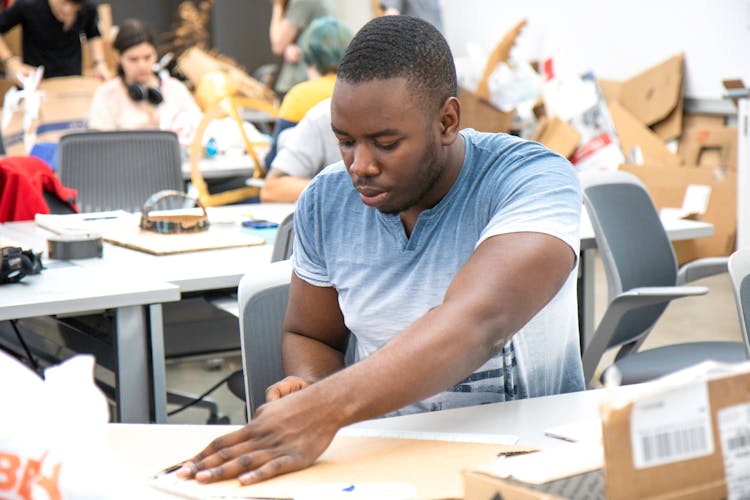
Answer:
[0,156,78,222]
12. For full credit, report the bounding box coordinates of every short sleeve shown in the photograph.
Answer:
[82,5,101,39]
[0,2,23,34]
[284,0,320,30]
[479,145,582,258]
[291,177,331,286]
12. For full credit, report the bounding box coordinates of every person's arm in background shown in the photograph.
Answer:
[260,168,310,202]
[86,37,111,81]
[269,0,301,62]
[0,5,34,86]
[82,5,110,81]
[261,100,338,202]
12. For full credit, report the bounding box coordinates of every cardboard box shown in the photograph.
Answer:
[2,76,101,156]
[679,126,737,171]
[600,53,685,142]
[464,364,750,500]
[619,163,736,264]
[460,86,513,133]
[608,100,682,166]
[531,115,581,158]
[464,443,605,499]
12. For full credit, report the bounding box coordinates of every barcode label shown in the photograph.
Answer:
[631,382,713,469]
[640,424,708,463]
[718,403,750,499]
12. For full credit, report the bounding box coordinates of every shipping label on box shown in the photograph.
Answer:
[602,362,750,500]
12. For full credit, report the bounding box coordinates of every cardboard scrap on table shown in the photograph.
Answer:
[151,435,537,500]
[620,162,736,265]
[103,226,265,255]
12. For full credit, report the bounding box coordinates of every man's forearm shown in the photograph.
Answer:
[88,37,106,66]
[301,297,507,427]
[269,3,288,55]
[0,35,16,66]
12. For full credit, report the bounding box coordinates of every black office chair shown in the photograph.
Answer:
[580,170,741,387]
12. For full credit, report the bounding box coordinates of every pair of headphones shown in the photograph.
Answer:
[1,246,42,284]
[126,78,164,105]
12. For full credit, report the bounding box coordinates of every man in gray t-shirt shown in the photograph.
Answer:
[177,15,583,486]
[269,0,330,95]
[260,98,340,203]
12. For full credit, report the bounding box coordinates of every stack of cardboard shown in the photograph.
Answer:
[599,54,737,264]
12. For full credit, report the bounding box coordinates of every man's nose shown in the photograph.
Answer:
[348,145,379,178]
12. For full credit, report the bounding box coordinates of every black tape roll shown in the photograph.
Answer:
[47,234,103,260]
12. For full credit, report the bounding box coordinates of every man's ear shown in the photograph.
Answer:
[438,96,461,145]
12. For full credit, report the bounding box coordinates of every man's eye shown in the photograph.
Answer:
[376,141,398,151]
[338,140,355,148]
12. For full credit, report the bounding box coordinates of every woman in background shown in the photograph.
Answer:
[88,18,202,146]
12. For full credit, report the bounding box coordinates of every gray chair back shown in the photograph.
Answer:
[57,130,183,213]
[237,259,356,417]
[729,248,750,355]
[580,170,678,350]
[271,212,294,263]
[238,260,293,417]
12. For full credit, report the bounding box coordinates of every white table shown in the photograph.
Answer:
[0,203,295,423]
[182,154,256,181]
[0,258,180,423]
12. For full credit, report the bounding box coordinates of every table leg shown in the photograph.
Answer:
[149,304,167,423]
[114,305,151,423]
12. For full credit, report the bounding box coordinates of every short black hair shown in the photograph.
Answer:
[337,15,456,111]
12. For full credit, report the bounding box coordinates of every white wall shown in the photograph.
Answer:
[441,0,750,99]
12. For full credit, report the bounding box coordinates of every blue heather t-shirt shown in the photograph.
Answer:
[292,129,585,415]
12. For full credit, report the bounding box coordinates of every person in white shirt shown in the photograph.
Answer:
[260,97,339,202]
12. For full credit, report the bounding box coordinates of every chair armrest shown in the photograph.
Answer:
[620,285,708,301]
[676,257,729,285]
[582,285,708,386]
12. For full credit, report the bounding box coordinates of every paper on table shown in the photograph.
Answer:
[34,211,136,235]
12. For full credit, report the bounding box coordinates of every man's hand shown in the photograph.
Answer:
[93,60,111,81]
[176,387,339,485]
[5,58,35,87]
[283,44,301,63]
[266,375,309,402]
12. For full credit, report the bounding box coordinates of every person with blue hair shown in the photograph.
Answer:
[263,15,353,174]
